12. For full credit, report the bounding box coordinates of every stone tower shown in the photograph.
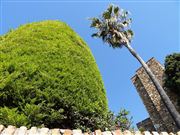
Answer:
[131,57,179,132]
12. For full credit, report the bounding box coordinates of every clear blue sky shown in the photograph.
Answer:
[1,0,179,128]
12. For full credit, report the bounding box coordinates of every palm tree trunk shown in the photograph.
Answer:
[124,42,180,129]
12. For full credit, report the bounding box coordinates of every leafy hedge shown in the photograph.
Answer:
[0,20,108,130]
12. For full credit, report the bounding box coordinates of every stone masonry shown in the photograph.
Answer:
[137,118,156,131]
[131,57,179,132]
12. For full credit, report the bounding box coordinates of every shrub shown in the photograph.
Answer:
[164,53,180,106]
[0,20,108,130]
[164,53,180,95]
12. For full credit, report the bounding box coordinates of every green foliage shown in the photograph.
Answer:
[101,109,134,131]
[72,109,133,132]
[89,4,134,48]
[0,20,108,130]
[164,53,180,100]
[114,109,133,131]
[0,107,29,127]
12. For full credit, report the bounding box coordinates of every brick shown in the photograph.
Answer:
[95,130,102,135]
[123,130,132,135]
[64,129,72,135]
[102,131,112,135]
[14,128,20,135]
[15,126,27,135]
[39,127,49,135]
[143,131,152,135]
[112,130,123,135]
[84,132,90,135]
[1,125,16,135]
[152,131,159,135]
[134,131,142,135]
[73,129,82,135]
[160,132,169,135]
[28,127,38,135]
[60,129,66,134]
[169,132,175,135]
[51,129,61,135]
[0,125,5,133]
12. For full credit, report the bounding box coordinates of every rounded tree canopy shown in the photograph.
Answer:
[0,20,108,129]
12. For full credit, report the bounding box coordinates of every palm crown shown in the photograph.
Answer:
[90,4,134,48]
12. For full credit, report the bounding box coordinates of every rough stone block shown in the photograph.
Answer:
[169,132,175,135]
[112,129,123,135]
[95,130,102,135]
[1,125,16,135]
[134,131,142,135]
[0,125,5,133]
[160,132,169,135]
[51,129,61,135]
[60,129,66,134]
[102,131,112,135]
[152,131,159,135]
[64,129,72,135]
[13,128,19,135]
[84,132,90,135]
[73,129,82,135]
[143,131,152,135]
[15,126,27,135]
[123,130,132,135]
[39,127,49,135]
[28,127,38,135]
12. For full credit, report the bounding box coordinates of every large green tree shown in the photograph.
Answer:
[0,20,108,130]
[89,4,180,128]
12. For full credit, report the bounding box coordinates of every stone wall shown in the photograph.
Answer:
[131,57,179,132]
[0,125,180,135]
[137,118,156,131]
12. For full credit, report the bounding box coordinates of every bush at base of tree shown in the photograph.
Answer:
[103,109,134,131]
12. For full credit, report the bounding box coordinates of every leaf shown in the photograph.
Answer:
[107,4,113,14]
[91,33,99,37]
[114,6,119,15]
[90,18,101,28]
[127,29,134,36]
[103,11,111,19]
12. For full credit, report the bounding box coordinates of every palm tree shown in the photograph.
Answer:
[89,4,180,129]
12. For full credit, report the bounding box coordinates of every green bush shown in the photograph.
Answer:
[0,20,108,130]
[164,53,180,106]
[99,109,134,131]
[164,53,180,95]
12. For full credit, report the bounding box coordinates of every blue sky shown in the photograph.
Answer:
[1,0,179,128]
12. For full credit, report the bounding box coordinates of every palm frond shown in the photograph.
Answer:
[103,11,111,19]
[114,6,119,16]
[91,33,100,38]
[90,18,101,28]
[107,4,113,14]
[127,29,134,36]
